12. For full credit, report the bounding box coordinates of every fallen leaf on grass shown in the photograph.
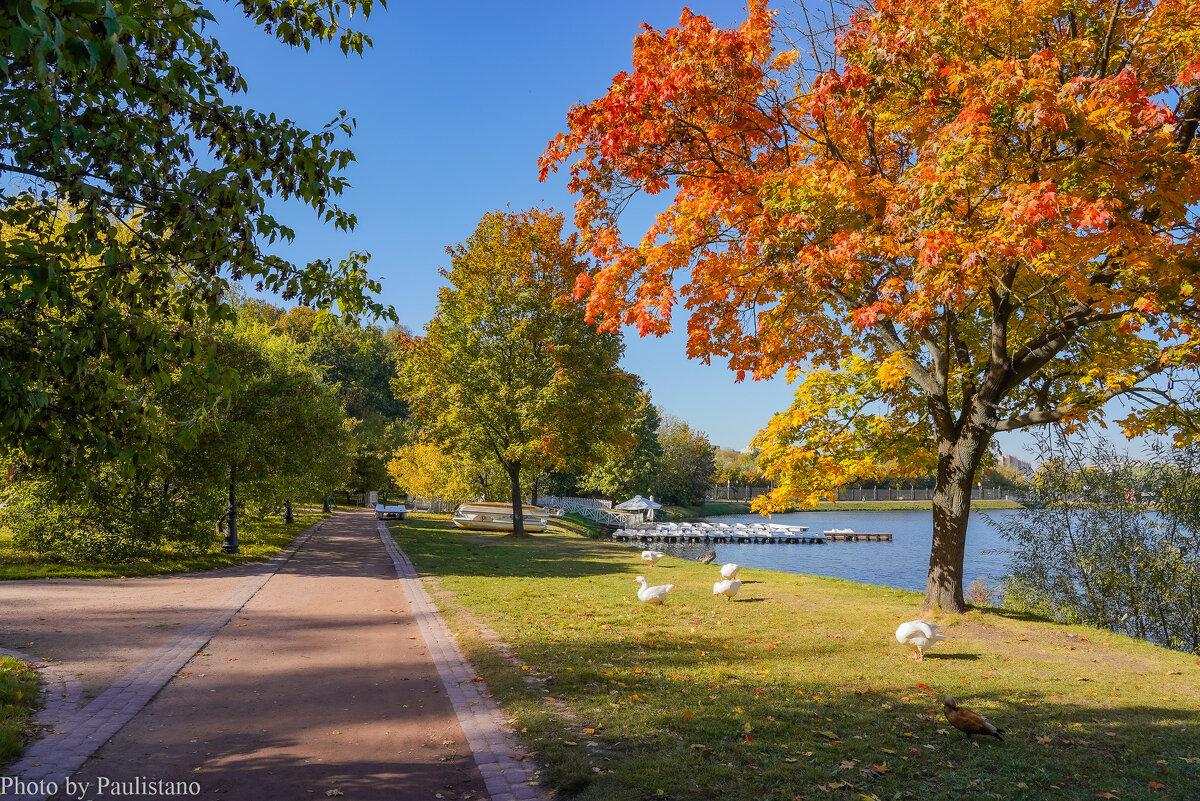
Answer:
[816,782,853,792]
[324,790,343,797]
[1148,782,1166,790]
[1095,793,1119,799]
[817,730,840,740]
[1037,736,1053,745]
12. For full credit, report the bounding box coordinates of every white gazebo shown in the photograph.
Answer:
[615,494,663,521]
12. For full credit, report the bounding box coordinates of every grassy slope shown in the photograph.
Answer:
[0,512,327,580]
[0,656,39,764]
[390,514,1199,801]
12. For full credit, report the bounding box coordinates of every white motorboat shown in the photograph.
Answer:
[452,502,549,532]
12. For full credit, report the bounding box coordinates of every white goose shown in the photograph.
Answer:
[713,578,742,601]
[641,550,665,567]
[719,563,740,580]
[633,575,675,605]
[895,620,947,661]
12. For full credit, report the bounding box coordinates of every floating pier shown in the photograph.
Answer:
[823,531,892,542]
[612,530,827,544]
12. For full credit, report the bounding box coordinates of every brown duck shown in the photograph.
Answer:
[943,696,1005,742]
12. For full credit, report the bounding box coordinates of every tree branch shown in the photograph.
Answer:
[995,363,1166,431]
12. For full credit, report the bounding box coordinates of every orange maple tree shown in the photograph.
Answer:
[541,0,1200,611]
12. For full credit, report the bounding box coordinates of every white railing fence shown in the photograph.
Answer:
[409,497,457,514]
[537,495,640,526]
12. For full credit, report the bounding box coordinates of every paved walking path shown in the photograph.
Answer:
[1,512,546,801]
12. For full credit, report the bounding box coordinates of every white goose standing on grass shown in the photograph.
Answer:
[633,575,675,605]
[641,550,665,567]
[720,563,740,580]
[895,619,947,661]
[713,578,742,601]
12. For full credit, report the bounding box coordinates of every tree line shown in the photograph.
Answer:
[0,296,409,557]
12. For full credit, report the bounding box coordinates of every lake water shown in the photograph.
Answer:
[641,509,1019,594]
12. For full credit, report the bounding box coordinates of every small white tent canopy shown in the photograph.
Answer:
[615,494,663,521]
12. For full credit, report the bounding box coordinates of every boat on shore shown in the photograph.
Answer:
[452,502,550,532]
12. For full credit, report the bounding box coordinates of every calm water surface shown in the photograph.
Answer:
[641,510,1018,593]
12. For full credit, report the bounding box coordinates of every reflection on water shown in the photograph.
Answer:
[625,510,1018,594]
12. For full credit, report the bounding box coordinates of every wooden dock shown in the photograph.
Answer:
[823,531,892,542]
[611,529,891,544]
[612,531,825,544]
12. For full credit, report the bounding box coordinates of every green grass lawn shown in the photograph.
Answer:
[389,514,1199,801]
[0,656,39,764]
[0,512,327,580]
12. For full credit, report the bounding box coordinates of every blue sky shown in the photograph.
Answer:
[213,1,1036,458]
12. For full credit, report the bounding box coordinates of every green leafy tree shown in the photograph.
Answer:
[1,1,390,475]
[177,325,352,552]
[400,209,639,535]
[579,391,662,501]
[0,319,350,556]
[714,448,762,489]
[271,305,410,502]
[653,414,717,507]
[1001,432,1200,654]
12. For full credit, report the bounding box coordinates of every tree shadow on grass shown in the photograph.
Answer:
[923,652,981,660]
[473,630,1200,801]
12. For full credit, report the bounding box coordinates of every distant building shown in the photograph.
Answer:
[1001,454,1033,475]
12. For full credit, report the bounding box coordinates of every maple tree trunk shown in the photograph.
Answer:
[924,426,992,613]
[506,461,527,537]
